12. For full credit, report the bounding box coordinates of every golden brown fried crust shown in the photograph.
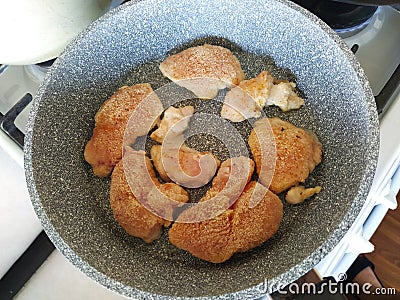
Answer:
[159,44,245,99]
[168,181,283,263]
[84,84,157,177]
[155,183,190,227]
[231,182,283,253]
[169,209,235,263]
[249,117,322,194]
[84,126,122,178]
[160,44,245,83]
[110,159,164,243]
[110,154,189,243]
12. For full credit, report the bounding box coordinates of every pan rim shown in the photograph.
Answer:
[24,0,379,298]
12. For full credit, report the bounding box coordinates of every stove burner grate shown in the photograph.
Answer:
[293,0,377,36]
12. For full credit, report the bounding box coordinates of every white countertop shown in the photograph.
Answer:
[0,144,41,278]
[15,251,126,300]
[0,134,127,299]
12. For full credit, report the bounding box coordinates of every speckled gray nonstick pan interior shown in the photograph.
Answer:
[24,0,379,299]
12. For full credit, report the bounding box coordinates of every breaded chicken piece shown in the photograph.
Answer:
[110,158,165,243]
[285,185,322,204]
[159,44,245,99]
[168,156,258,263]
[169,207,235,263]
[221,71,274,122]
[201,156,254,202]
[84,84,163,177]
[150,144,220,188]
[169,181,283,263]
[231,182,283,253]
[150,105,194,144]
[169,157,254,224]
[249,117,322,194]
[168,157,255,263]
[110,149,189,243]
[150,104,219,188]
[267,81,304,112]
[221,71,304,122]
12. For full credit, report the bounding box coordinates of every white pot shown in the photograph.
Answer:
[0,0,112,65]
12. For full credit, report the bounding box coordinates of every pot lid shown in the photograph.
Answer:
[0,0,111,65]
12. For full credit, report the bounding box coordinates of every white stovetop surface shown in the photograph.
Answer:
[0,146,41,278]
[15,251,125,300]
[0,143,128,299]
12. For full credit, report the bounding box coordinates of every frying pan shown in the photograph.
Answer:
[24,0,379,298]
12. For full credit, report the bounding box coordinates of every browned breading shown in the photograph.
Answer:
[231,182,283,253]
[168,181,283,263]
[84,125,122,178]
[169,208,235,263]
[249,117,322,194]
[110,150,189,243]
[110,158,164,243]
[159,44,245,99]
[84,84,162,177]
[168,156,282,263]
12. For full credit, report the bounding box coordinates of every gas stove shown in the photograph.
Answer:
[0,3,399,299]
